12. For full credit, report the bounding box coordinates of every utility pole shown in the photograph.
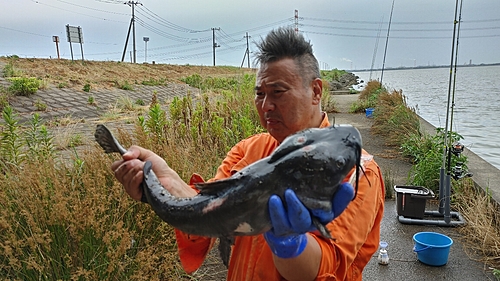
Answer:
[241,32,251,68]
[212,27,220,66]
[294,10,299,33]
[121,1,141,63]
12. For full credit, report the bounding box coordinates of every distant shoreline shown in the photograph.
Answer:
[349,62,500,73]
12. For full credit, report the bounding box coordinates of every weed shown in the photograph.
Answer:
[2,61,23,77]
[135,98,145,106]
[88,95,96,105]
[34,98,47,111]
[401,128,467,193]
[120,81,134,90]
[117,95,138,112]
[57,82,68,88]
[321,69,348,82]
[383,168,395,199]
[0,87,10,110]
[0,105,24,170]
[67,133,84,148]
[321,89,337,113]
[83,83,92,92]
[8,77,41,96]
[350,80,386,113]
[24,113,54,160]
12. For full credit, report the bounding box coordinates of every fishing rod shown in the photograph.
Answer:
[379,0,395,86]
[438,0,464,221]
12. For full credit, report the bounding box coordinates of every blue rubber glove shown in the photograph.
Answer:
[263,183,354,259]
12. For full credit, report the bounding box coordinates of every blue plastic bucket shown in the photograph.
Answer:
[365,107,374,118]
[413,232,453,266]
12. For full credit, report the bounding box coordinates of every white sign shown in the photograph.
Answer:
[66,25,83,44]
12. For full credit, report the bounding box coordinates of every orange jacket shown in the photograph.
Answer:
[175,116,385,280]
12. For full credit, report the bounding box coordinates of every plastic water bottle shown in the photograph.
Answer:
[378,241,389,265]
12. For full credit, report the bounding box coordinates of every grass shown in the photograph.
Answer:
[0,57,254,90]
[0,69,262,280]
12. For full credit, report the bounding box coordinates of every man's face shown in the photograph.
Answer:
[254,58,322,143]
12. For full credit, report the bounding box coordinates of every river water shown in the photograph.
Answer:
[354,65,500,170]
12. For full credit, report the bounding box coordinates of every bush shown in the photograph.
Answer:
[83,83,91,92]
[8,77,41,96]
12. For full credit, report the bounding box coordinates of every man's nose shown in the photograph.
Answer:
[261,95,275,111]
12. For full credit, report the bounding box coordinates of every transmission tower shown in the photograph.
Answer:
[241,32,251,68]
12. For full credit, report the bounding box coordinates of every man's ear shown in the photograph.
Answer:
[311,78,323,105]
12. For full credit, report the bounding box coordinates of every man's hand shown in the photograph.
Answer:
[111,145,197,201]
[264,183,354,259]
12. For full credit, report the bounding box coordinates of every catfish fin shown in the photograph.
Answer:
[195,177,239,196]
[218,236,234,268]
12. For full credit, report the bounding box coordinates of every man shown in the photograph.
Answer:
[112,27,385,280]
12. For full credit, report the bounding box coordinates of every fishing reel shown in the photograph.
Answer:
[452,161,473,180]
[451,142,464,157]
[450,142,473,180]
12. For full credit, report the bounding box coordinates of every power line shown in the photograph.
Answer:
[55,0,129,15]
[137,5,211,33]
[29,0,127,23]
[302,16,500,25]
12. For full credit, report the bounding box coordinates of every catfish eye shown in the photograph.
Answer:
[335,157,346,168]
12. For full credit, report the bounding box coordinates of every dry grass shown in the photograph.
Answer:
[454,179,500,269]
[371,89,420,146]
[0,57,254,90]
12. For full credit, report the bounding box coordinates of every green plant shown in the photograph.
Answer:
[180,74,243,92]
[34,98,47,111]
[400,129,467,194]
[88,95,95,105]
[135,98,145,106]
[0,87,10,110]
[25,113,54,161]
[67,133,84,148]
[350,82,386,113]
[3,62,22,77]
[57,82,68,88]
[8,77,41,96]
[494,268,500,280]
[120,81,133,90]
[83,83,92,92]
[0,105,24,171]
[320,68,348,82]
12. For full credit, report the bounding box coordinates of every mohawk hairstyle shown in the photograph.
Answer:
[254,27,321,86]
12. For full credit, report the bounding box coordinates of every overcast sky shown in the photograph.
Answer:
[1,0,499,70]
